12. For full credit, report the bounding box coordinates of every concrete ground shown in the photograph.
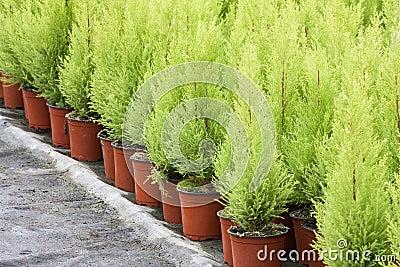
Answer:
[0,140,177,266]
[0,99,302,267]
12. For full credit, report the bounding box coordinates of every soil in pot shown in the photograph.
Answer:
[217,209,236,266]
[98,130,115,181]
[228,224,288,267]
[3,81,23,109]
[47,103,72,148]
[178,189,222,241]
[161,179,182,224]
[131,152,162,207]
[274,204,302,252]
[67,112,102,162]
[112,141,135,192]
[290,208,312,265]
[303,220,326,267]
[22,88,51,129]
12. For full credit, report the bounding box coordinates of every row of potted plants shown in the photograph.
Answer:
[1,0,400,266]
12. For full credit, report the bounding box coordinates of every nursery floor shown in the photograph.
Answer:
[0,139,180,266]
[0,100,303,267]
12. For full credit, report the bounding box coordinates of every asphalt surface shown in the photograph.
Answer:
[0,139,178,267]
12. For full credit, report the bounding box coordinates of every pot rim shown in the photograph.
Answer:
[289,208,311,220]
[302,219,318,232]
[21,86,37,92]
[46,101,73,110]
[111,140,146,151]
[130,151,151,163]
[97,129,115,141]
[66,111,98,123]
[217,209,232,220]
[228,224,289,239]
[177,187,221,196]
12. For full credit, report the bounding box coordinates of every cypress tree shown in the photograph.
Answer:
[315,39,391,266]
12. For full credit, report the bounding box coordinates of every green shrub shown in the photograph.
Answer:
[12,0,72,105]
[214,76,293,233]
[92,0,156,141]
[315,39,391,266]
[124,0,230,189]
[0,0,32,85]
[58,0,103,119]
[121,0,179,145]
[225,158,293,234]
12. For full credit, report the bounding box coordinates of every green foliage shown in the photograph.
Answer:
[121,0,178,145]
[343,0,382,26]
[315,51,391,266]
[58,0,102,118]
[145,90,185,182]
[378,26,400,179]
[224,158,293,233]
[215,28,293,232]
[90,0,127,140]
[0,0,33,85]
[141,0,230,188]
[387,176,400,266]
[284,46,337,206]
[92,0,158,141]
[13,0,72,105]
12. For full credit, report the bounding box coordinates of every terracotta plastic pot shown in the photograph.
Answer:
[217,210,236,266]
[22,88,51,129]
[67,114,102,162]
[161,179,182,224]
[98,130,115,180]
[0,72,4,99]
[131,156,162,207]
[47,103,72,148]
[112,142,135,192]
[303,222,326,267]
[290,209,311,265]
[22,88,29,120]
[274,204,301,252]
[228,226,288,267]
[178,190,222,241]
[3,81,23,109]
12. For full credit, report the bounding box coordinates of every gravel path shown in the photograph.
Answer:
[0,139,177,267]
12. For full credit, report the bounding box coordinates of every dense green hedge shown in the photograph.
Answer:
[0,0,399,262]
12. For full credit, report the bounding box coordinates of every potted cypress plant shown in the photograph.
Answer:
[91,0,126,180]
[245,0,307,254]
[0,0,26,109]
[217,0,286,262]
[59,0,103,162]
[211,72,293,266]
[122,0,165,205]
[125,0,182,211]
[286,46,338,264]
[91,0,152,192]
[145,89,185,221]
[145,0,229,240]
[11,1,52,129]
[11,0,73,147]
[314,54,392,266]
[226,160,293,267]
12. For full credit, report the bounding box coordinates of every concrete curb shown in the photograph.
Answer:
[0,115,221,267]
